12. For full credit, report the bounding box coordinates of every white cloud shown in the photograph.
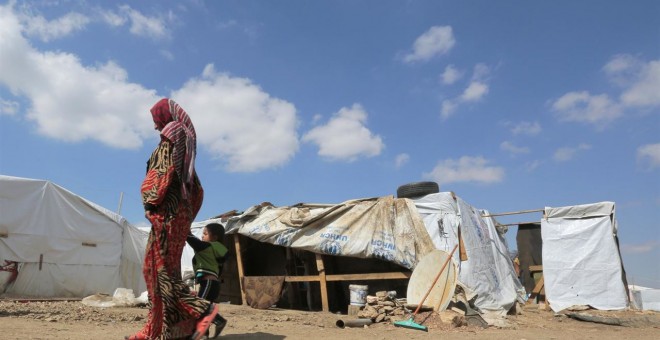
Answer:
[500,141,530,155]
[21,11,90,42]
[0,4,157,148]
[99,9,127,27]
[395,153,410,168]
[637,143,660,170]
[553,55,659,129]
[525,160,541,172]
[511,121,541,136]
[172,64,300,172]
[440,64,491,119]
[603,54,642,86]
[440,99,456,120]
[621,240,659,254]
[119,5,169,40]
[302,104,384,162]
[0,98,19,115]
[423,156,504,185]
[471,63,490,81]
[404,26,455,63]
[620,60,660,108]
[160,49,174,61]
[553,143,591,162]
[551,91,622,128]
[460,81,489,102]
[440,64,462,85]
[0,5,301,173]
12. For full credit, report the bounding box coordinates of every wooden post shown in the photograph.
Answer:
[458,227,468,261]
[233,234,247,305]
[315,253,329,312]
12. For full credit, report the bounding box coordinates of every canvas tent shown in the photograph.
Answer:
[541,201,629,312]
[411,192,525,313]
[0,175,147,298]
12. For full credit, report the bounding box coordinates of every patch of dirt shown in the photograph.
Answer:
[1,300,658,339]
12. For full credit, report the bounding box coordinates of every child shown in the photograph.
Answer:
[186,222,228,338]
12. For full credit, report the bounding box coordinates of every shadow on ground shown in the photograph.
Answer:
[221,332,286,339]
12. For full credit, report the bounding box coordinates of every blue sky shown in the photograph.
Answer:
[0,1,658,288]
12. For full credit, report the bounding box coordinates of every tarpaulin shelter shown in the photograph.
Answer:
[224,196,436,269]
[190,196,437,311]
[0,175,147,298]
[195,191,522,314]
[541,201,629,312]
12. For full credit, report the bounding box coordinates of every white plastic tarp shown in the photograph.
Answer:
[541,202,628,312]
[0,175,147,298]
[629,285,660,311]
[223,196,436,269]
[412,193,524,312]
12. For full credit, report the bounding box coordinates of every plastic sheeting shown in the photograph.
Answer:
[222,196,436,269]
[541,201,628,312]
[0,175,146,298]
[411,193,525,312]
[629,285,660,311]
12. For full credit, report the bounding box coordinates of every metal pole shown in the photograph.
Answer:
[481,208,544,218]
[117,192,124,215]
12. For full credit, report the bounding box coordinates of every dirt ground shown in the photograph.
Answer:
[1,300,659,340]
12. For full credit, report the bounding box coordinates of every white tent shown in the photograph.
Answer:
[541,201,629,312]
[629,285,660,311]
[412,192,525,313]
[0,175,147,298]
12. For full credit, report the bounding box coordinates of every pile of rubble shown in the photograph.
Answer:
[356,291,409,323]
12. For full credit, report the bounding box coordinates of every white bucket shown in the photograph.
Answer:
[349,284,368,306]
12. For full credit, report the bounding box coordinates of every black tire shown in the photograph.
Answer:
[396,181,440,198]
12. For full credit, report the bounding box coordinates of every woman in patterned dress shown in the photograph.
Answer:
[127,98,220,340]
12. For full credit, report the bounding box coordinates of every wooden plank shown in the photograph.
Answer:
[526,276,545,305]
[315,253,329,312]
[529,265,543,272]
[233,234,247,306]
[458,227,468,261]
[285,275,321,282]
[326,272,411,281]
[284,271,412,282]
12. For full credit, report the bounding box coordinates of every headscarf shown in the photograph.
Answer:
[150,98,197,198]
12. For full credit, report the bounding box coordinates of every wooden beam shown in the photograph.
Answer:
[526,276,545,305]
[315,253,329,312]
[284,275,321,282]
[326,272,411,281]
[284,271,412,283]
[233,234,247,306]
[458,226,468,261]
[529,265,543,272]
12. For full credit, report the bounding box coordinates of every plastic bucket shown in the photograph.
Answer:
[349,284,368,306]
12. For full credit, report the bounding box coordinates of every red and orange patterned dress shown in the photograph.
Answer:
[137,99,211,339]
